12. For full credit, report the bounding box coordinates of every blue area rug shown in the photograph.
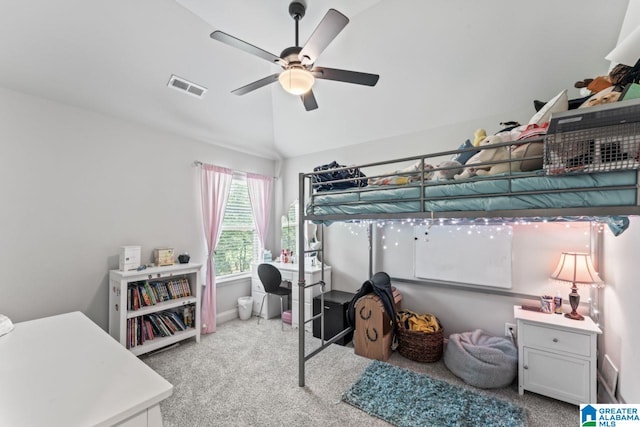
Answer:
[342,360,527,427]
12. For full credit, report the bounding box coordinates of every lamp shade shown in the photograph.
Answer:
[606,25,640,67]
[550,252,603,286]
[278,68,314,95]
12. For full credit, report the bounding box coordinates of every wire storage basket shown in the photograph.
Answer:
[545,120,640,175]
[395,310,443,363]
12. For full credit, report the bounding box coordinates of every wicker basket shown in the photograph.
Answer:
[396,319,444,363]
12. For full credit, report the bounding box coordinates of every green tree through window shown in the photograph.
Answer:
[214,176,258,277]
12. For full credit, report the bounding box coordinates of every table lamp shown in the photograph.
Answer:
[550,252,603,321]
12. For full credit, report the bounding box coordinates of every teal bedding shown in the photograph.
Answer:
[308,170,638,217]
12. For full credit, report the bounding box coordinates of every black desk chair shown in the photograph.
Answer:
[257,263,292,330]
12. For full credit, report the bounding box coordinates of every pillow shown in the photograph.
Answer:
[512,142,544,171]
[534,95,590,111]
[579,86,622,108]
[451,139,480,164]
[528,89,568,125]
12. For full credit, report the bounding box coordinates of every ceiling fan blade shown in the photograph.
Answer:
[231,74,280,96]
[312,67,379,86]
[210,31,286,67]
[299,9,349,66]
[301,90,318,111]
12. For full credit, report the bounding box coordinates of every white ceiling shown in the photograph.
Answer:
[0,0,631,159]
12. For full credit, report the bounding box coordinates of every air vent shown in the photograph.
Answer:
[167,75,207,99]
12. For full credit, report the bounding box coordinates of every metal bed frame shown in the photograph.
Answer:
[296,129,640,387]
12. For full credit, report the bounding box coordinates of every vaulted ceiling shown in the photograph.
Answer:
[0,0,630,159]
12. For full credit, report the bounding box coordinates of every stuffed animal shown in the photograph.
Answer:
[579,86,622,108]
[455,135,509,179]
[475,135,522,176]
[472,129,487,147]
[369,160,433,185]
[431,160,463,181]
[574,64,633,96]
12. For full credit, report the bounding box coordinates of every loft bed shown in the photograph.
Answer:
[295,99,640,387]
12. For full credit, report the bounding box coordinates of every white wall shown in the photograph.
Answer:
[0,87,275,329]
[602,216,640,403]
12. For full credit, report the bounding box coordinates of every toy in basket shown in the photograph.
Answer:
[396,310,443,363]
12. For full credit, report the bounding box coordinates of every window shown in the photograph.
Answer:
[280,201,299,253]
[214,175,258,277]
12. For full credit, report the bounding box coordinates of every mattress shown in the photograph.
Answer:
[308,170,639,217]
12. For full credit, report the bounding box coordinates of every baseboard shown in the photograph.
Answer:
[217,308,238,325]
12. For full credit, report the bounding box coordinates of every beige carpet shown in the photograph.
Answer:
[141,317,579,426]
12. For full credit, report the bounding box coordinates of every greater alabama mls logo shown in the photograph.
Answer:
[581,404,640,426]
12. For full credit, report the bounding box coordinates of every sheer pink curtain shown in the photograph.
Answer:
[246,172,273,250]
[200,164,233,334]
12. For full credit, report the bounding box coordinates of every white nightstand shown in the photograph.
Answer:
[514,305,601,405]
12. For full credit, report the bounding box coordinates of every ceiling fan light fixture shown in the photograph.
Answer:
[278,68,315,95]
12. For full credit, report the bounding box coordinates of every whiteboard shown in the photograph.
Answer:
[413,225,512,288]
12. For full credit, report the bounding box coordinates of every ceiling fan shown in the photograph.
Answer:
[210,1,379,111]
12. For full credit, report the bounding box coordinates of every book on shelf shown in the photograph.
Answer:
[181,278,191,297]
[158,313,177,333]
[166,310,187,330]
[147,314,164,337]
[127,318,132,349]
[138,317,144,346]
[144,319,154,341]
[156,281,170,301]
[148,282,160,303]
[126,306,195,348]
[149,313,172,337]
[166,280,176,299]
[135,286,141,309]
[144,281,157,305]
[128,285,141,311]
[139,284,151,306]
[159,282,170,301]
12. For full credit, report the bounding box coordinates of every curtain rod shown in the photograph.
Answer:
[193,160,278,179]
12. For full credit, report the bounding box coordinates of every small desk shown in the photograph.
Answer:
[251,262,331,330]
[0,312,173,427]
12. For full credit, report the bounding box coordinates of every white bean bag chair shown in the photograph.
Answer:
[443,329,517,389]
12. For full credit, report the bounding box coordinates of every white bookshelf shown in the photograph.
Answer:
[109,263,201,356]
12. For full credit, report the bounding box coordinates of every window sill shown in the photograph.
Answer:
[215,272,251,288]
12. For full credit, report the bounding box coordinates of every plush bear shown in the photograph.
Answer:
[476,138,522,176]
[455,135,509,179]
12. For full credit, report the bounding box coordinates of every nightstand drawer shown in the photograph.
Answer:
[521,322,591,357]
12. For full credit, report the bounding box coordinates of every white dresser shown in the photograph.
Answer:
[251,262,331,330]
[514,305,601,405]
[0,312,172,427]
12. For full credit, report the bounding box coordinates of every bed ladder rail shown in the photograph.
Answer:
[300,279,354,368]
